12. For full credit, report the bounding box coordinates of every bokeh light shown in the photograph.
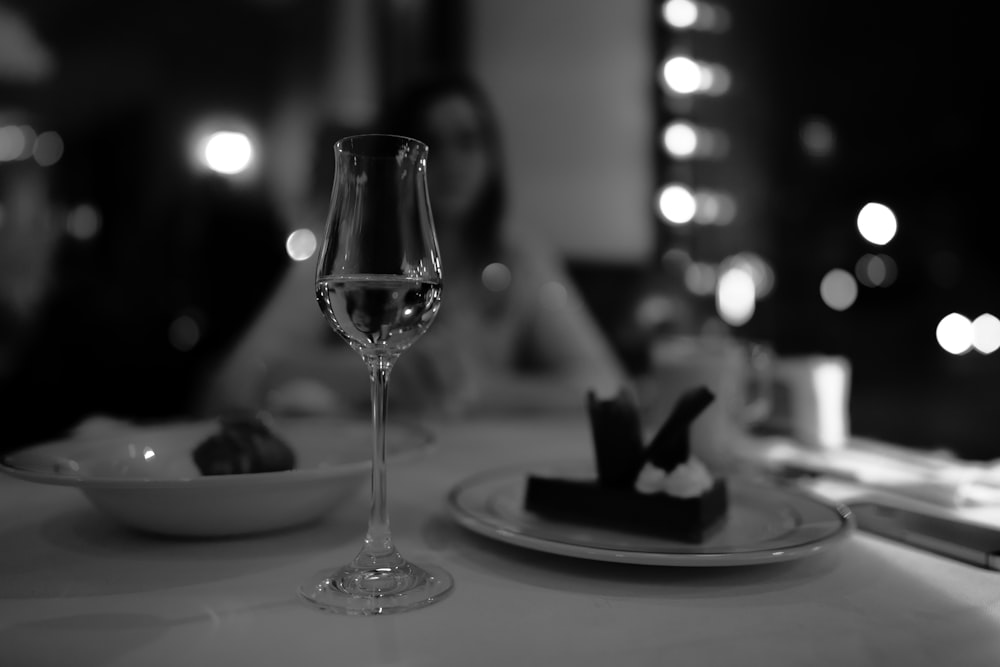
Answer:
[661,122,728,160]
[657,183,696,224]
[661,55,729,96]
[285,228,317,261]
[857,202,897,246]
[482,262,512,292]
[16,126,36,159]
[635,293,679,330]
[66,204,101,240]
[662,56,702,94]
[972,314,1000,354]
[0,125,29,161]
[697,62,731,95]
[168,314,201,352]
[662,121,698,158]
[33,130,64,167]
[662,247,693,269]
[716,264,755,326]
[855,253,897,288]
[936,313,973,355]
[725,252,774,299]
[692,190,737,225]
[684,261,717,296]
[203,131,253,175]
[662,0,698,29]
[799,116,836,159]
[697,127,728,158]
[661,0,730,32]
[819,269,857,311]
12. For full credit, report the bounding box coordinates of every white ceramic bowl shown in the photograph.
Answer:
[0,416,432,538]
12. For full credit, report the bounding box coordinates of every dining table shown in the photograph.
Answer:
[1,413,999,667]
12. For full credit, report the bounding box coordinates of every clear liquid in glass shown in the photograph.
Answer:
[316,275,442,355]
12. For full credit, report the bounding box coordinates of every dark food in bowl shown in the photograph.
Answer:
[193,414,296,475]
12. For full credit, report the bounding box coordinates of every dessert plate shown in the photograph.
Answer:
[1,416,432,538]
[447,463,854,566]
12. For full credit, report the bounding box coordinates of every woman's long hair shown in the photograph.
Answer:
[377,73,507,269]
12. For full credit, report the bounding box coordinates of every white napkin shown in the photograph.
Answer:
[746,435,1000,508]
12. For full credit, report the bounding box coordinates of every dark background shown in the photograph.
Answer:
[2,0,998,457]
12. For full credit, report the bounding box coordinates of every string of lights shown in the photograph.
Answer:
[653,0,770,330]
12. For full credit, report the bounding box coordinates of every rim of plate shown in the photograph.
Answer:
[446,463,855,567]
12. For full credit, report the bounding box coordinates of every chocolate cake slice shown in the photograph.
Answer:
[524,386,727,541]
[523,477,727,541]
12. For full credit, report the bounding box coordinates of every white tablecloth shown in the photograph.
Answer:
[2,416,999,666]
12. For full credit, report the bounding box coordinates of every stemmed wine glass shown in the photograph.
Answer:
[299,134,452,615]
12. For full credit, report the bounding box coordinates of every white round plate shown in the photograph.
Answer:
[447,463,854,566]
[1,417,432,538]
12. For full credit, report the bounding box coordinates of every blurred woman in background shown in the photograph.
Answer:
[198,73,628,419]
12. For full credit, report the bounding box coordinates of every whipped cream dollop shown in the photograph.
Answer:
[634,457,714,498]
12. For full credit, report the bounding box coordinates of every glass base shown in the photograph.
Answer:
[299,556,453,616]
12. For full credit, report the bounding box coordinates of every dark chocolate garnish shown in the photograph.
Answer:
[586,389,645,488]
[644,386,715,472]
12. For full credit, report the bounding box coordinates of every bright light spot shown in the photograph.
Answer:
[662,122,729,159]
[33,130,64,167]
[285,228,317,261]
[663,121,698,157]
[203,131,253,175]
[662,56,702,94]
[725,252,774,299]
[684,261,716,296]
[662,0,699,29]
[662,0,729,32]
[481,262,512,292]
[66,204,101,240]
[657,183,696,224]
[143,447,156,461]
[799,117,836,158]
[716,264,755,326]
[168,315,201,352]
[972,314,1000,354]
[0,125,28,161]
[813,360,850,448]
[819,269,857,311]
[936,313,973,355]
[857,202,897,246]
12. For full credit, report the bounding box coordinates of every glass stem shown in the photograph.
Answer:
[361,354,397,562]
